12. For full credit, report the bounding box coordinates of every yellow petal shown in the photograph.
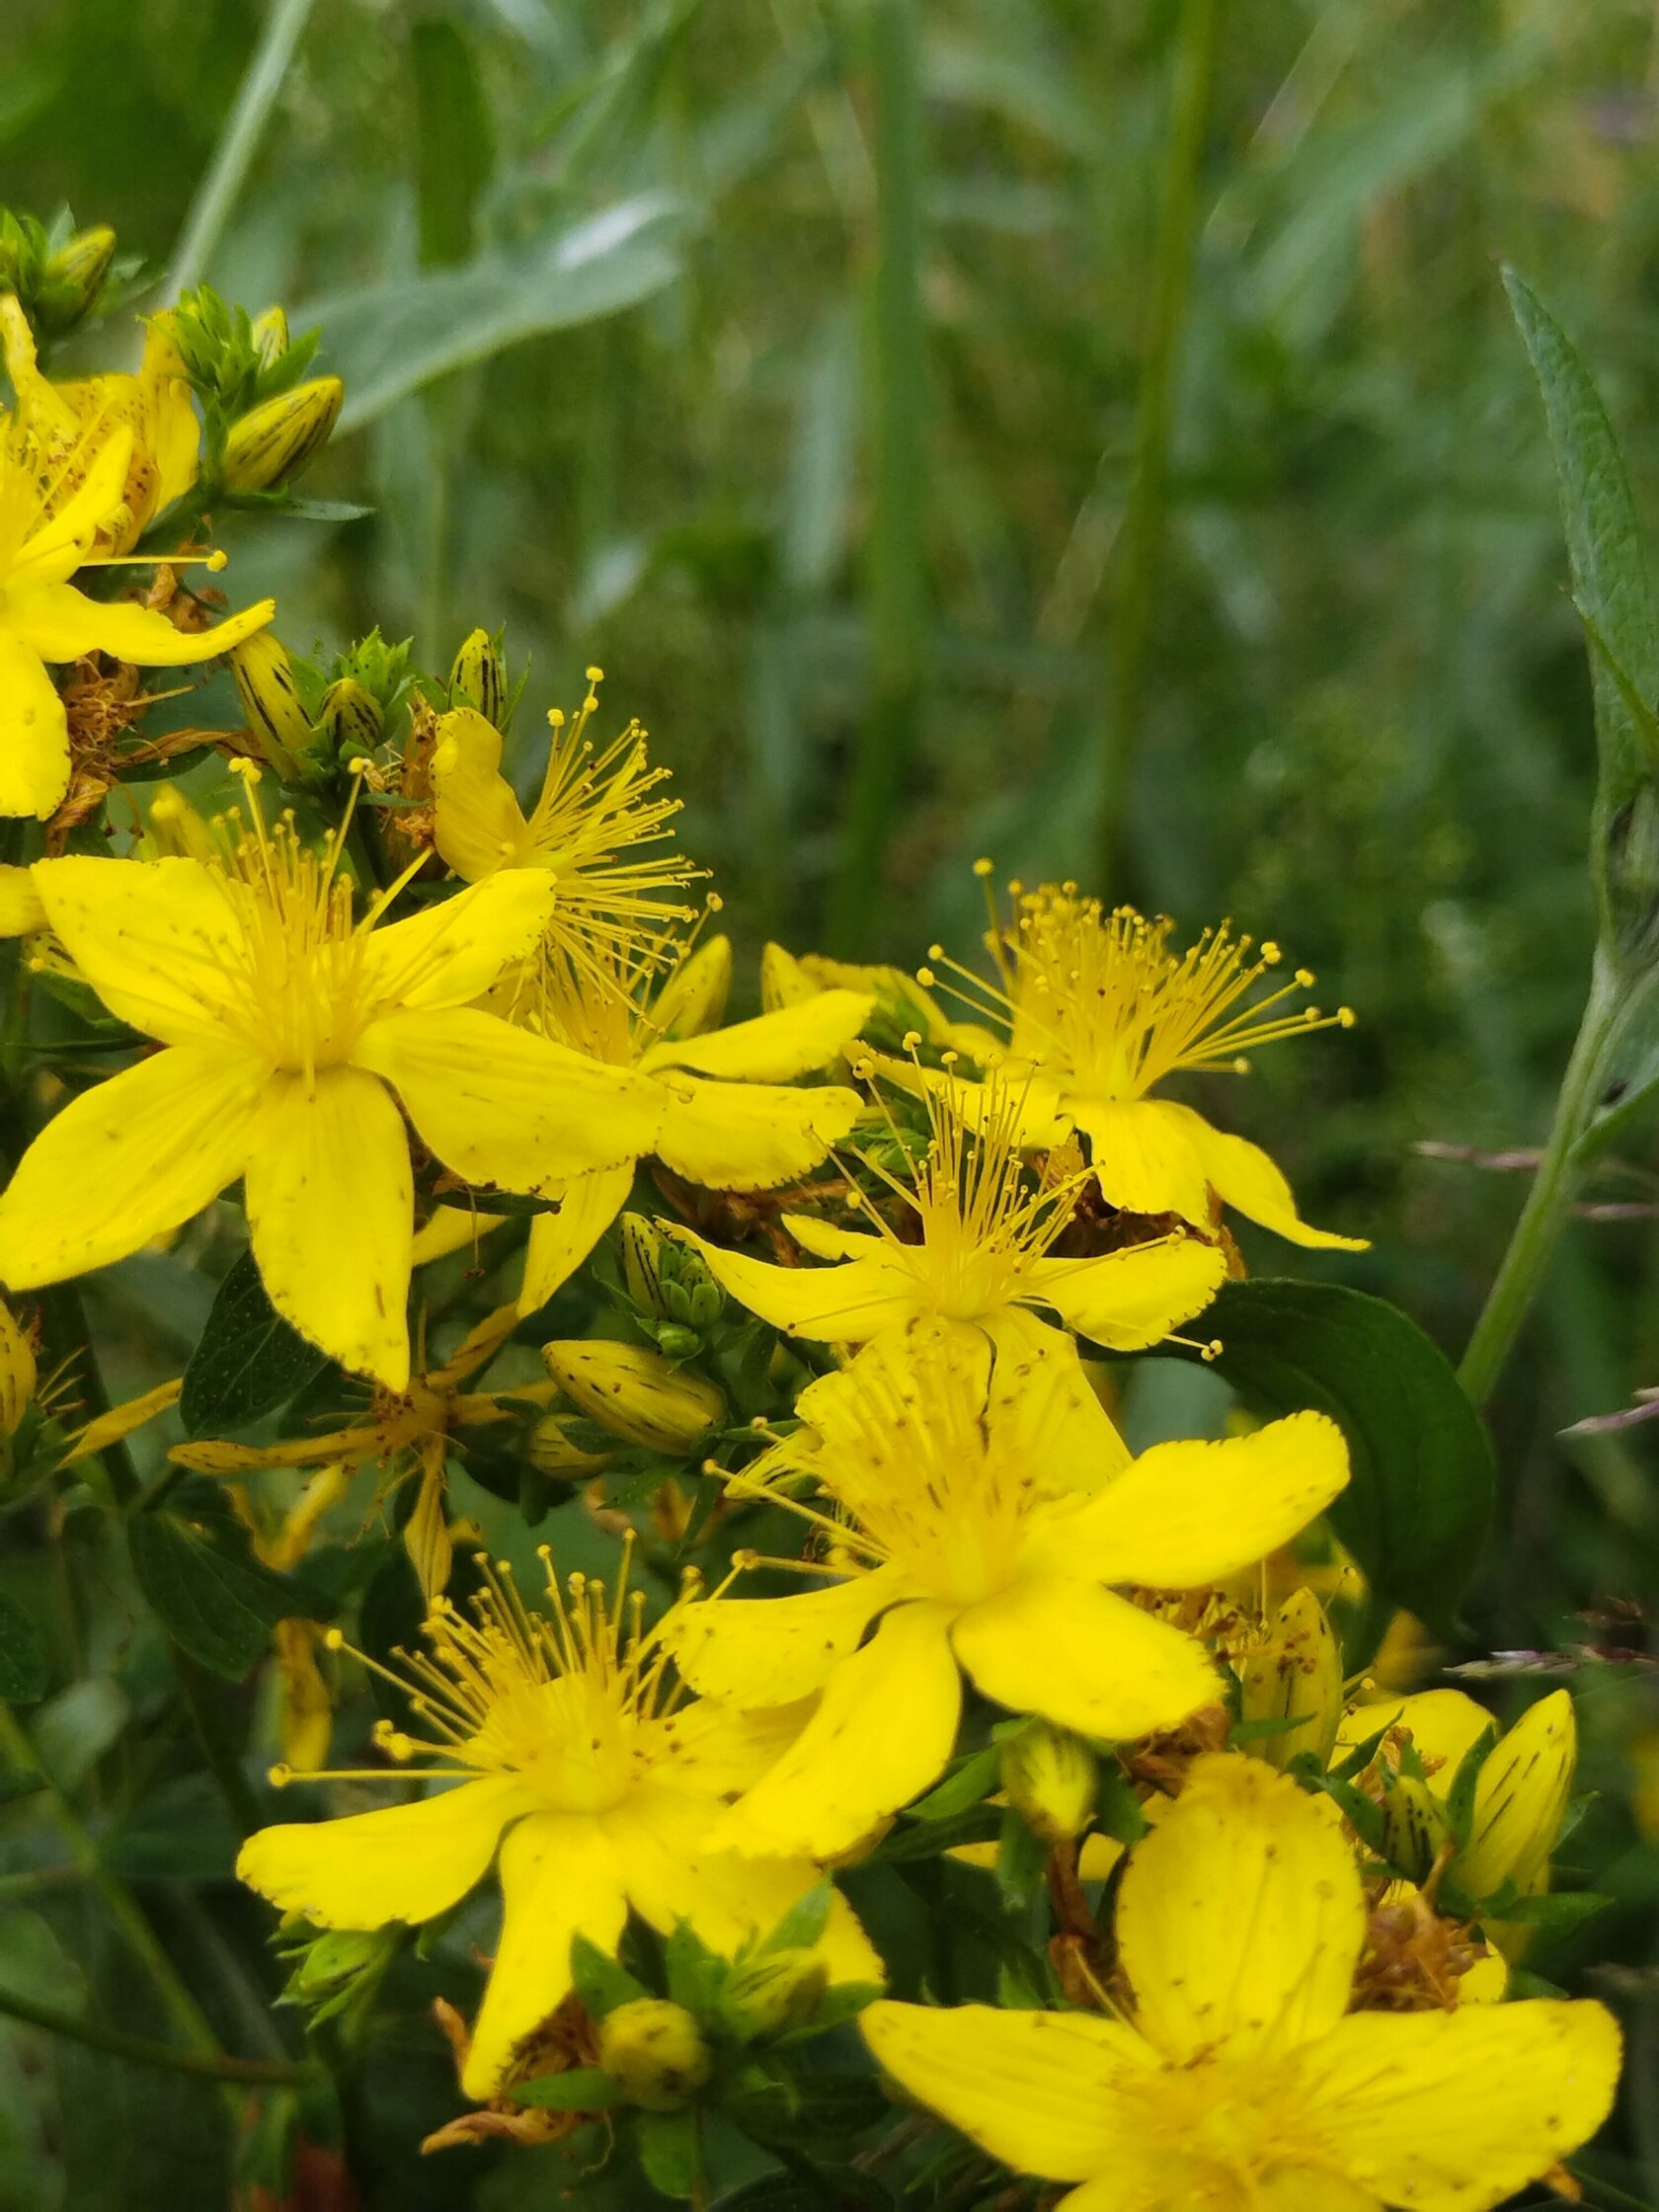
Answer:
[429,705,534,880]
[237,1777,519,1932]
[950,1574,1219,1741]
[0,863,44,934]
[245,1066,413,1390]
[354,1008,663,1192]
[984,1308,1131,1484]
[9,421,133,588]
[1030,1411,1349,1589]
[1461,1689,1575,1901]
[462,1810,630,2098]
[1066,1096,1215,1224]
[654,1074,862,1189]
[780,1213,887,1263]
[0,626,70,819]
[644,990,874,1080]
[606,1783,883,1985]
[0,1046,259,1286]
[358,869,556,1016]
[1027,1234,1226,1352]
[34,855,243,1045]
[411,1204,506,1268]
[1339,1689,1492,1776]
[677,1225,919,1341]
[64,1377,183,1463]
[652,934,732,1038]
[721,1601,962,1858]
[1116,1753,1364,2064]
[519,1162,633,1310]
[1170,1102,1369,1251]
[869,1052,1069,1149]
[667,1571,900,1707]
[1293,2000,1621,2211]
[861,2002,1157,2185]
[7,579,275,667]
[641,1696,818,1797]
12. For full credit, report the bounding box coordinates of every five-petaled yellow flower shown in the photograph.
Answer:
[863,1753,1620,2211]
[911,880,1366,1249]
[0,359,271,819]
[668,1322,1348,1857]
[0,783,667,1387]
[238,1550,881,2099]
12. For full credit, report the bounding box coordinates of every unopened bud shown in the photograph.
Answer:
[249,304,289,369]
[525,1414,613,1477]
[543,1340,725,1454]
[231,631,310,779]
[317,674,383,761]
[596,1999,713,2110]
[760,940,818,1012]
[653,935,732,1039]
[449,626,509,729]
[1000,1721,1097,1844]
[0,1301,36,1441]
[1380,1769,1452,1887]
[221,375,344,492]
[1457,1690,1575,1903]
[619,1213,671,1317]
[1239,1588,1342,1772]
[726,1951,830,2043]
[41,224,117,328]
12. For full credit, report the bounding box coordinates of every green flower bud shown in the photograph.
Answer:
[249,304,289,369]
[725,1951,830,2044]
[230,631,310,781]
[1380,1769,1452,1887]
[597,1999,713,2110]
[1000,1721,1097,1844]
[317,675,383,762]
[685,1278,724,1330]
[655,1322,702,1362]
[449,626,509,729]
[220,375,344,492]
[525,1414,613,1477]
[40,224,117,328]
[1239,1588,1342,1772]
[543,1340,725,1454]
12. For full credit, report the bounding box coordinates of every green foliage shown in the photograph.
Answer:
[179,1250,330,1436]
[126,1480,335,1678]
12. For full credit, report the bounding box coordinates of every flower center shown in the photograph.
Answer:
[1140,2057,1344,2205]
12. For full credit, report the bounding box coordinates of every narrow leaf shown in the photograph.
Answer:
[180,1251,330,1437]
[0,1588,47,1702]
[127,1481,335,1680]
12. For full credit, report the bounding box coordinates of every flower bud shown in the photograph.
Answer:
[231,631,311,780]
[1000,1721,1097,1844]
[449,627,509,729]
[653,935,733,1039]
[656,1323,703,1363]
[0,1300,36,1443]
[1457,1690,1575,1903]
[40,224,117,328]
[1239,1588,1342,1772]
[543,1340,725,1454]
[317,675,383,762]
[619,1214,671,1318]
[525,1414,613,1477]
[596,1999,713,2110]
[760,940,818,1012]
[249,304,289,369]
[220,375,344,492]
[725,1951,830,2044]
[1379,1769,1452,1887]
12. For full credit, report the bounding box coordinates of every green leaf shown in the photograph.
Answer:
[0,1587,46,1701]
[127,1480,335,1679]
[993,1806,1049,1907]
[509,2065,626,2111]
[904,1745,1000,1823]
[757,1879,831,1955]
[179,1250,330,1437]
[1184,1279,1494,1637]
[569,1931,650,2020]
[714,2173,896,2211]
[635,2107,701,2199]
[1093,1763,1150,1847]
[410,17,494,272]
[1444,1724,1497,1851]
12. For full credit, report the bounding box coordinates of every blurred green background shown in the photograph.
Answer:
[5,0,1659,2203]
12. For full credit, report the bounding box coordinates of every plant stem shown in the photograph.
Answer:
[0,1980,310,2087]
[1459,968,1625,1406]
[1100,0,1218,892]
[0,1862,83,1902]
[163,0,317,303]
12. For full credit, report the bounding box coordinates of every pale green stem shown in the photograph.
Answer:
[0,1981,309,2088]
[163,0,318,304]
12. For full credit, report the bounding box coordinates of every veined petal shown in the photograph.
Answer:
[643,1696,820,1797]
[430,706,534,881]
[0,627,70,819]
[950,1575,1219,1742]
[0,864,44,934]
[667,1570,900,1707]
[654,1075,862,1190]
[236,1776,520,1933]
[1116,1754,1364,2065]
[245,1067,414,1390]
[519,1162,634,1309]
[1461,1689,1575,1901]
[782,1213,888,1263]
[171,1424,368,1475]
[861,2002,1157,2185]
[0,1046,259,1286]
[720,1601,962,1858]
[34,855,244,1045]
[676,1225,920,1341]
[1168,1102,1369,1251]
[643,990,874,1079]
[1027,1234,1226,1352]
[7,580,275,668]
[1066,1095,1215,1224]
[1027,1412,1349,1589]
[410,1204,507,1268]
[354,1008,664,1193]
[984,1308,1130,1485]
[8,421,133,588]
[1292,2001,1621,2212]
[606,1784,883,1985]
[868,1052,1069,1149]
[462,1811,630,2099]
[358,870,556,1016]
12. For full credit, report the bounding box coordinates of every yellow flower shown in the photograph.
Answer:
[1238,1586,1344,1772]
[678,1069,1227,1393]
[0,336,271,818]
[668,1322,1348,1857]
[503,928,870,1313]
[862,1754,1621,2211]
[0,781,665,1388]
[914,881,1365,1248]
[237,1551,881,2099]
[429,671,699,978]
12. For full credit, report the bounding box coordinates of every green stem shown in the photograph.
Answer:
[0,1862,83,1902]
[0,1981,310,2088]
[1101,0,1218,891]
[162,0,318,303]
[1458,968,1625,1406]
